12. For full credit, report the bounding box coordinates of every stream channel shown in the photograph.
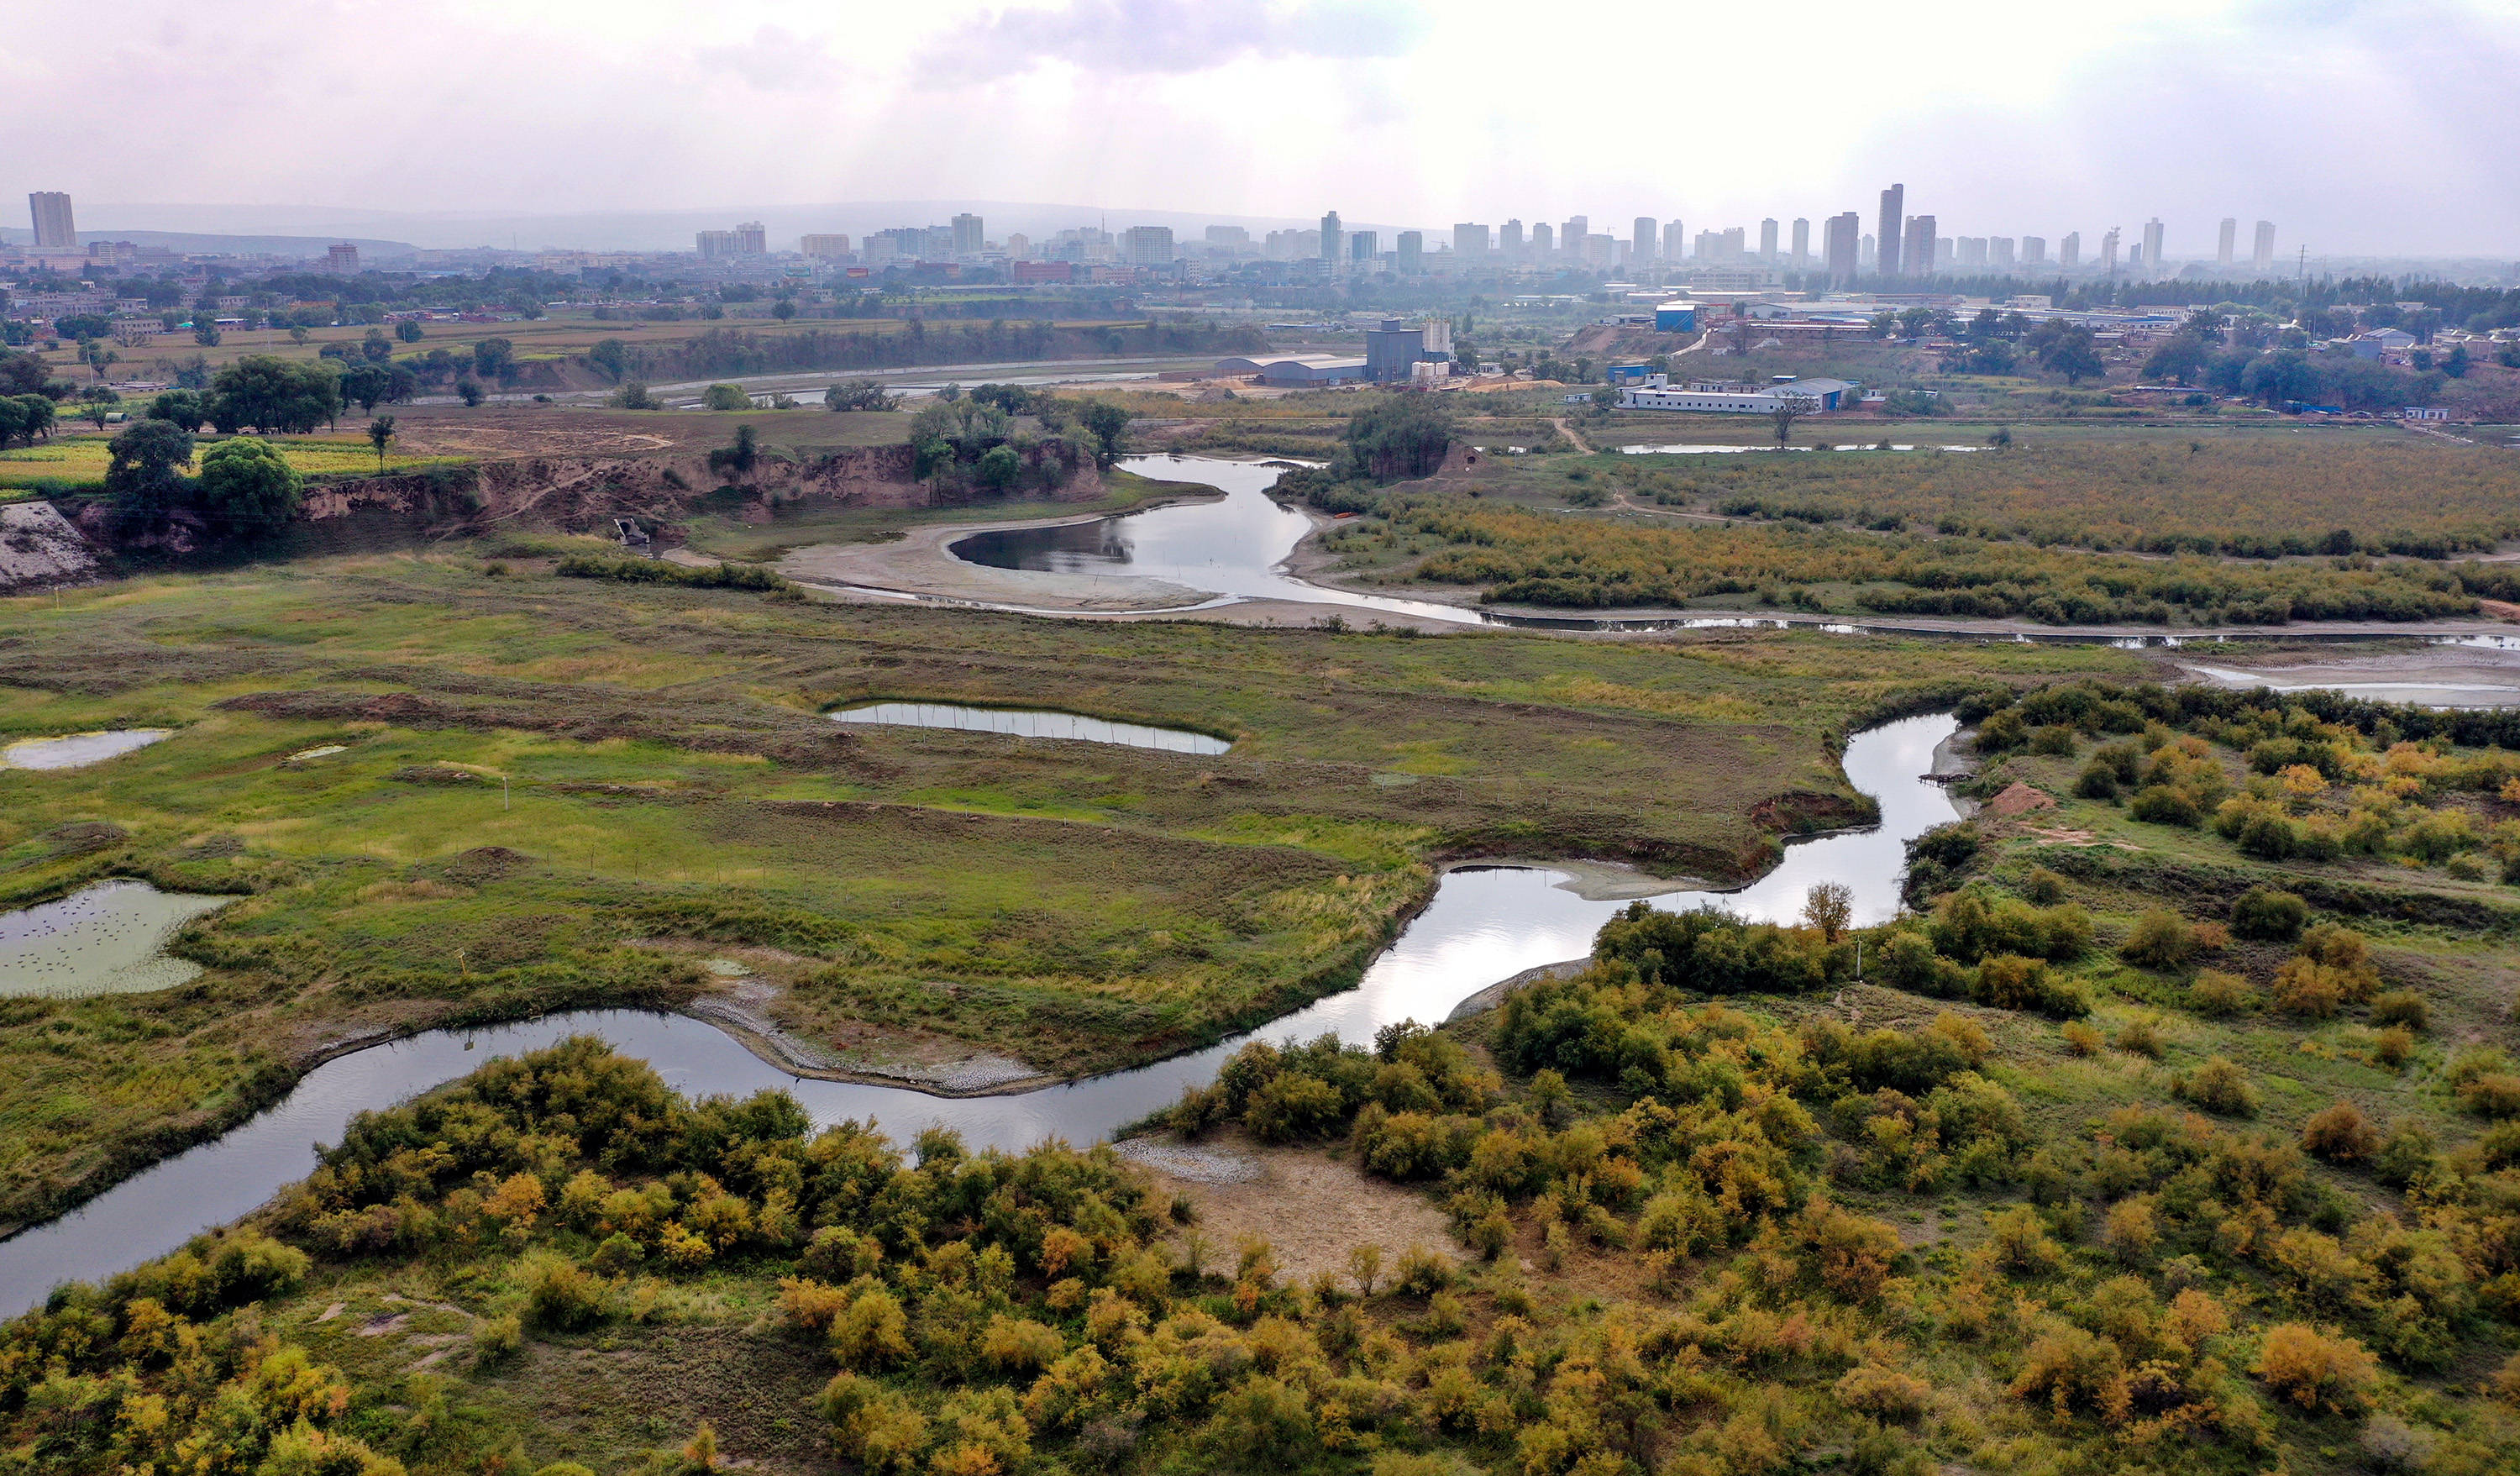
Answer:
[0,714,1958,1315]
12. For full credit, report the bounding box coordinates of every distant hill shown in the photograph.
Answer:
[0,227,417,260]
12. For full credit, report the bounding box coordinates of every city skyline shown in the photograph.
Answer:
[2,0,2513,257]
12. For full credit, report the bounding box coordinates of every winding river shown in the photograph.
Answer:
[0,714,1957,1316]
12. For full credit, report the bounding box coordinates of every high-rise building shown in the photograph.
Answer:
[1320,210,1341,261]
[952,213,984,255]
[1956,238,1987,268]
[2252,220,2276,272]
[1758,218,1778,260]
[1861,234,1876,269]
[1790,218,1810,264]
[1453,222,1489,257]
[2100,227,2121,275]
[1204,225,1251,255]
[1530,222,1554,257]
[1634,217,1657,262]
[1562,216,1586,256]
[1005,233,1030,260]
[1583,234,1616,268]
[2217,218,2237,268]
[327,243,360,275]
[1351,230,1378,262]
[1937,237,1955,265]
[1499,219,1522,259]
[1990,237,2015,270]
[734,222,766,255]
[696,229,736,260]
[1877,184,1904,277]
[28,192,74,249]
[1823,212,1861,285]
[2142,218,2165,275]
[2024,235,2048,265]
[801,234,852,260]
[1397,231,1422,273]
[1122,225,1174,265]
[2059,232,2080,269]
[1664,220,1684,260]
[1902,215,1935,276]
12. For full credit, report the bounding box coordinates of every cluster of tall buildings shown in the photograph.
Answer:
[1416,186,2283,286]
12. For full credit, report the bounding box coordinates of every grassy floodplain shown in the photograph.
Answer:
[12,677,2520,1476]
[0,549,2137,1228]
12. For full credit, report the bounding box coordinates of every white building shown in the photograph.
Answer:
[1618,377,1860,413]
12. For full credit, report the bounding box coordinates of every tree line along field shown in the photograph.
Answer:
[11,675,2520,1476]
[0,550,2138,1230]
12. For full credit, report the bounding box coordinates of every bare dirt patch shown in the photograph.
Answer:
[1126,1130,1456,1288]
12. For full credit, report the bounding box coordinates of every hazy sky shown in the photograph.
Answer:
[12,0,2516,256]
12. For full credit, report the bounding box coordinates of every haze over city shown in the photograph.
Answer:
[6,0,2516,257]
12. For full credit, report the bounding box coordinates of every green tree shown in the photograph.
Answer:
[824,380,896,412]
[394,318,424,343]
[456,378,486,407]
[706,423,759,481]
[2443,343,2470,378]
[197,435,303,534]
[79,386,120,428]
[208,356,342,433]
[1338,394,1452,482]
[586,338,629,380]
[2038,327,2105,386]
[773,298,798,321]
[149,389,209,430]
[701,383,753,412]
[2142,335,2212,386]
[471,337,517,380]
[360,328,392,363]
[2241,349,2320,407]
[103,418,195,522]
[367,415,396,471]
[1073,400,1130,465]
[975,444,1021,491]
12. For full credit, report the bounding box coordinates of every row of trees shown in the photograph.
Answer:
[903,386,1130,496]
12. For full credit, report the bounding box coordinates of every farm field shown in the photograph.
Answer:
[0,431,459,492]
[0,552,2138,1229]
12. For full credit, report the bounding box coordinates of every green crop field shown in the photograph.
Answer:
[0,432,459,491]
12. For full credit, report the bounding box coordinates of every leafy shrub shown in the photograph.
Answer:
[2118,910,2197,969]
[2230,886,2309,942]
[520,1252,608,1330]
[2188,969,2254,1015]
[1835,1363,1934,1423]
[2252,1323,2379,1414]
[2174,1056,2259,1116]
[474,1311,523,1363]
[2299,1103,2381,1163]
[2369,990,2428,1030]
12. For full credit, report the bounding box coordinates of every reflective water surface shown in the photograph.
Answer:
[0,713,1956,1313]
[0,880,232,998]
[832,701,1231,754]
[951,455,1488,624]
[2,730,171,770]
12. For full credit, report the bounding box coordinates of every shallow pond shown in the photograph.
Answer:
[832,701,1231,755]
[0,713,1957,1313]
[0,880,232,998]
[2,730,171,770]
